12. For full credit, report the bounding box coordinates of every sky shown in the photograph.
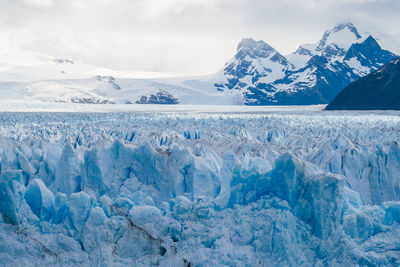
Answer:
[0,0,399,76]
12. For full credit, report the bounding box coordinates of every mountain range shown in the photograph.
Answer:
[0,23,398,105]
[212,23,397,105]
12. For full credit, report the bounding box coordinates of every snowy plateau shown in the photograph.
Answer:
[1,107,400,266]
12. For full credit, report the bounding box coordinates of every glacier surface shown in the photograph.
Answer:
[0,110,400,266]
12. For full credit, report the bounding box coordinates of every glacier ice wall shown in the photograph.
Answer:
[0,111,399,266]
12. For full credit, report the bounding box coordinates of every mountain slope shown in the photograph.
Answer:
[326,57,400,110]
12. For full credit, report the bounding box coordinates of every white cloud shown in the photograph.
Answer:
[0,0,398,75]
[22,0,54,8]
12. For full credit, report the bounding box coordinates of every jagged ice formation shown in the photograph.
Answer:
[0,111,400,266]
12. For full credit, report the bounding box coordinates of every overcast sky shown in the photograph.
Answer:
[0,0,399,75]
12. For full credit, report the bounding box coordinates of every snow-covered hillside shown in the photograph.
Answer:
[1,110,400,266]
[0,76,242,105]
[0,46,175,83]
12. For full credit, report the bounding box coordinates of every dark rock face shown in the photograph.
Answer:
[70,97,115,104]
[53,58,74,64]
[136,90,179,104]
[95,76,121,90]
[326,57,400,110]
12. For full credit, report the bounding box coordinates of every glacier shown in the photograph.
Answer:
[0,110,400,266]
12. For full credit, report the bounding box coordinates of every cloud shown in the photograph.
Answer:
[131,0,223,20]
[22,0,54,8]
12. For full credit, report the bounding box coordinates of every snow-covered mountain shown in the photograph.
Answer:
[215,38,293,91]
[213,23,398,105]
[0,23,398,105]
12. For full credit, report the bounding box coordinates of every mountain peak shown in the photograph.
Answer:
[317,22,363,52]
[237,38,273,50]
[289,23,367,69]
[236,38,276,59]
[363,35,380,46]
[331,23,361,38]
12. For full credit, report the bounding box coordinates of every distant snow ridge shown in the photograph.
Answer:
[0,112,400,266]
[214,23,398,105]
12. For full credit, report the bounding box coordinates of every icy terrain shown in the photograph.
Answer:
[1,108,400,266]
